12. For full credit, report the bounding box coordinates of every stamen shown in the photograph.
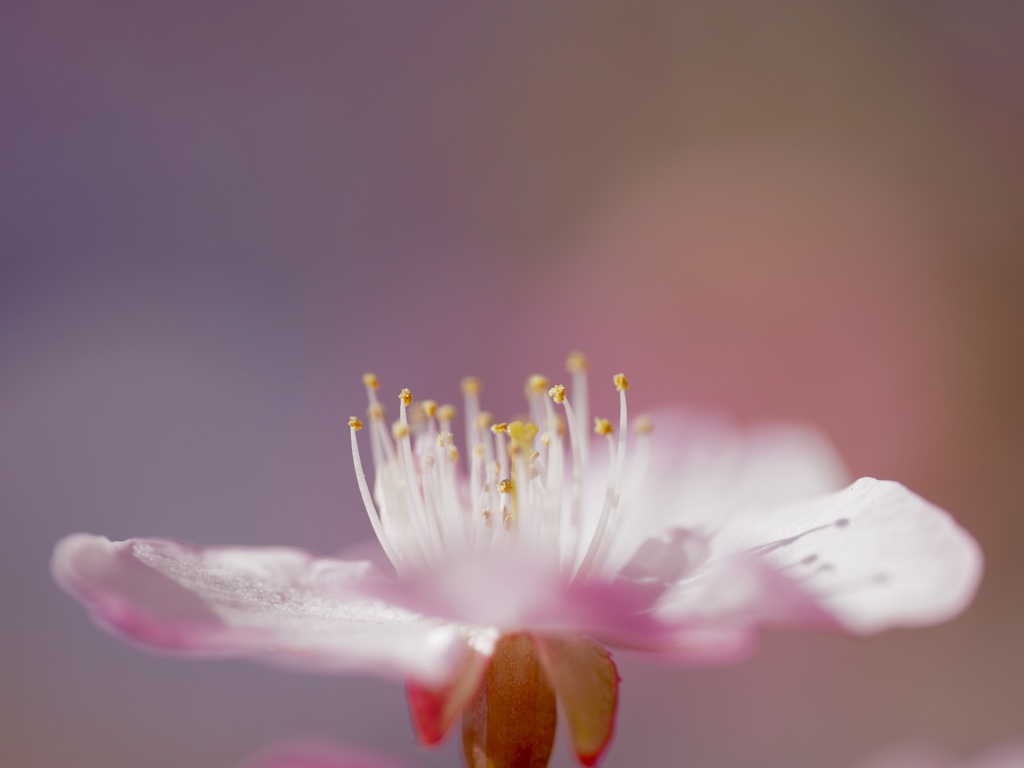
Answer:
[507,421,539,450]
[397,388,437,555]
[623,416,653,523]
[491,422,510,482]
[565,352,589,465]
[549,383,586,567]
[352,355,638,582]
[348,417,402,570]
[633,414,654,435]
[527,375,550,395]
[362,374,390,471]
[576,375,631,579]
[565,351,587,374]
[526,375,549,427]
[461,377,481,472]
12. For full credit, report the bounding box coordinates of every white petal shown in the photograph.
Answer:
[53,534,470,684]
[592,409,849,571]
[708,478,983,632]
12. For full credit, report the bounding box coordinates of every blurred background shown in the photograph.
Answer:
[3,2,1023,766]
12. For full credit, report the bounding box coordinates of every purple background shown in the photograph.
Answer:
[4,2,1024,767]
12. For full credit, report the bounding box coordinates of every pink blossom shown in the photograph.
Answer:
[52,355,982,768]
[239,741,410,768]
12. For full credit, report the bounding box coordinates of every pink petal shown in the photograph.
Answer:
[967,743,1024,768]
[610,527,824,659]
[587,409,849,571]
[639,410,850,517]
[405,646,491,746]
[363,548,677,649]
[534,637,619,767]
[650,551,835,630]
[240,741,411,768]
[700,478,983,633]
[52,534,470,685]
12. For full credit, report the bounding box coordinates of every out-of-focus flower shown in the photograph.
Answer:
[236,738,1024,768]
[239,740,410,768]
[858,742,1024,768]
[52,353,982,768]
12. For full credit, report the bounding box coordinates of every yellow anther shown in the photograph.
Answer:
[503,512,513,530]
[437,431,453,447]
[527,375,550,395]
[421,399,437,418]
[362,373,380,390]
[437,404,456,423]
[594,417,614,436]
[476,411,493,430]
[423,454,435,467]
[497,478,514,494]
[460,376,481,395]
[399,388,413,406]
[548,384,566,404]
[565,351,588,373]
[490,461,500,477]
[392,421,409,440]
[472,444,485,459]
[448,447,459,463]
[634,415,654,435]
[529,450,540,462]
[540,432,551,447]
[348,416,363,431]
[613,373,629,391]
[367,403,385,420]
[507,421,539,449]
[491,422,509,435]
[482,507,493,525]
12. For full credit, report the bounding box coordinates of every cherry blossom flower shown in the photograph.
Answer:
[52,353,982,768]
[240,740,410,768]
[235,738,1024,768]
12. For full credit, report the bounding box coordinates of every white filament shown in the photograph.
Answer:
[350,366,636,582]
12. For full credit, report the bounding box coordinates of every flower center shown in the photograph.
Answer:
[348,352,651,581]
